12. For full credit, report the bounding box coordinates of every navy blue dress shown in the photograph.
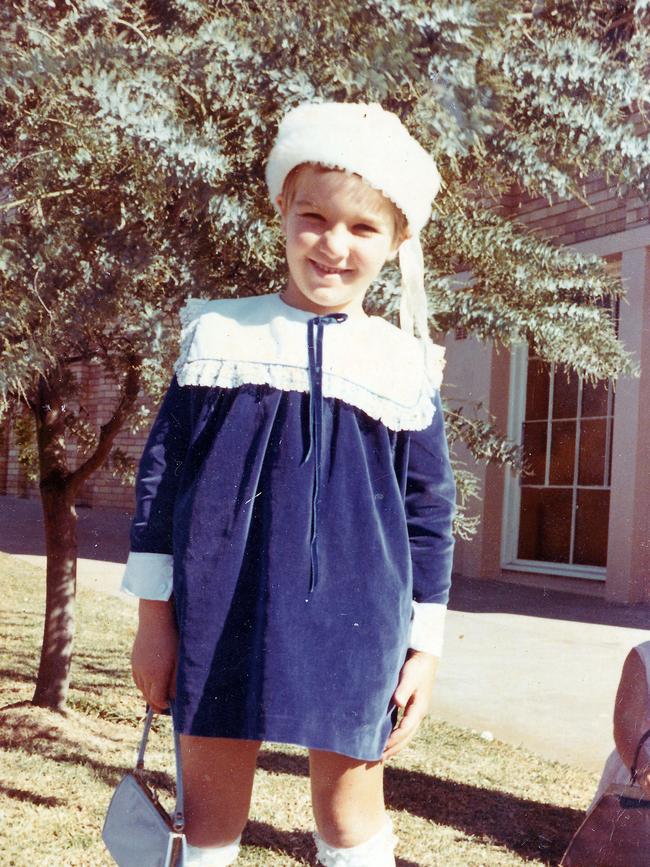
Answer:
[127,293,456,761]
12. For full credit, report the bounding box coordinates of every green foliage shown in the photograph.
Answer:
[109,446,137,486]
[444,396,524,540]
[14,408,39,484]
[0,0,648,539]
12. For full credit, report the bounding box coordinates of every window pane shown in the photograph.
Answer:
[521,421,547,485]
[581,380,609,418]
[525,358,550,421]
[578,419,606,486]
[549,421,576,485]
[574,490,610,566]
[518,488,572,563]
[515,345,615,571]
[552,366,579,419]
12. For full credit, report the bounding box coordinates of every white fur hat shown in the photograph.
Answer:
[265,101,442,342]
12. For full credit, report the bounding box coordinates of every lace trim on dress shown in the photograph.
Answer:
[176,358,440,431]
[173,296,445,432]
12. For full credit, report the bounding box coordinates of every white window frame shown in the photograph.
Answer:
[500,342,607,581]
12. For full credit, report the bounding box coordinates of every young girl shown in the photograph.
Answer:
[122,102,456,867]
[592,641,650,805]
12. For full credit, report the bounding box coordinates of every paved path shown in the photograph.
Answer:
[433,591,648,771]
[1,494,649,772]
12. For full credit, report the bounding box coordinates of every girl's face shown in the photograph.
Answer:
[277,167,401,316]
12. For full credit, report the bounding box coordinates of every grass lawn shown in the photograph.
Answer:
[0,551,597,866]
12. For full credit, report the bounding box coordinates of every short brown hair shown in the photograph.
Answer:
[280,163,409,247]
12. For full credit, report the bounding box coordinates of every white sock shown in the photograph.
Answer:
[313,818,397,866]
[184,836,241,866]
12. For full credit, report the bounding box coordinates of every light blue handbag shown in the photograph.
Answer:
[102,708,186,866]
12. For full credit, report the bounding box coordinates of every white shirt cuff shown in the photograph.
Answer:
[408,601,447,656]
[121,552,173,600]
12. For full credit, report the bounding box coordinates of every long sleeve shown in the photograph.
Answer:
[405,388,456,656]
[121,375,194,599]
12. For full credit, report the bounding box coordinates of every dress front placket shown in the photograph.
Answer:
[302,313,347,593]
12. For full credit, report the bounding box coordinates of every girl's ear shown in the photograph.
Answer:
[387,231,411,261]
[276,195,288,233]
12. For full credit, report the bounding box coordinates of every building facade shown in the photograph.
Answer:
[448,177,650,604]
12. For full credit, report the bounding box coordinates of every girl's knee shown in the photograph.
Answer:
[181,737,261,847]
[309,749,386,848]
[314,813,388,850]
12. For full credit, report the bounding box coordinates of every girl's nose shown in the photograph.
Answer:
[319,225,349,260]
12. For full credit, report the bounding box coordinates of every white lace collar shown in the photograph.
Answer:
[173,293,446,431]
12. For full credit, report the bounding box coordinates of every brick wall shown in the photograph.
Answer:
[77,364,147,512]
[508,176,648,245]
[507,110,649,243]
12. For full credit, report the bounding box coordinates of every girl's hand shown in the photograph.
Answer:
[382,650,439,761]
[131,599,178,713]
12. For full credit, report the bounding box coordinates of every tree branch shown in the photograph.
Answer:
[32,267,54,320]
[0,189,75,213]
[25,111,78,129]
[11,149,55,171]
[69,356,142,490]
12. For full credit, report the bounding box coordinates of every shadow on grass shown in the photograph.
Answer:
[258,748,310,777]
[74,661,132,680]
[2,713,579,865]
[0,659,131,692]
[0,703,144,790]
[0,784,64,808]
[258,748,579,864]
[0,668,39,685]
[2,608,42,632]
[244,821,315,865]
[385,766,580,864]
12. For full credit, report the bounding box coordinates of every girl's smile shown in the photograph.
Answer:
[308,258,353,278]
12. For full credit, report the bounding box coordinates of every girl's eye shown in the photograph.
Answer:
[355,224,378,234]
[299,212,325,221]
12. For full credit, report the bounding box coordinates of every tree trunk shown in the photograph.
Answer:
[30,358,142,710]
[31,483,78,711]
[31,370,79,711]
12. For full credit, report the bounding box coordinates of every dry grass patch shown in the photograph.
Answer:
[0,552,597,865]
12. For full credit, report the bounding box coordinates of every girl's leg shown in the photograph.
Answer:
[180,735,262,848]
[309,749,396,866]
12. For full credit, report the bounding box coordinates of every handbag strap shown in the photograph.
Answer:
[135,707,185,833]
[630,727,650,785]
